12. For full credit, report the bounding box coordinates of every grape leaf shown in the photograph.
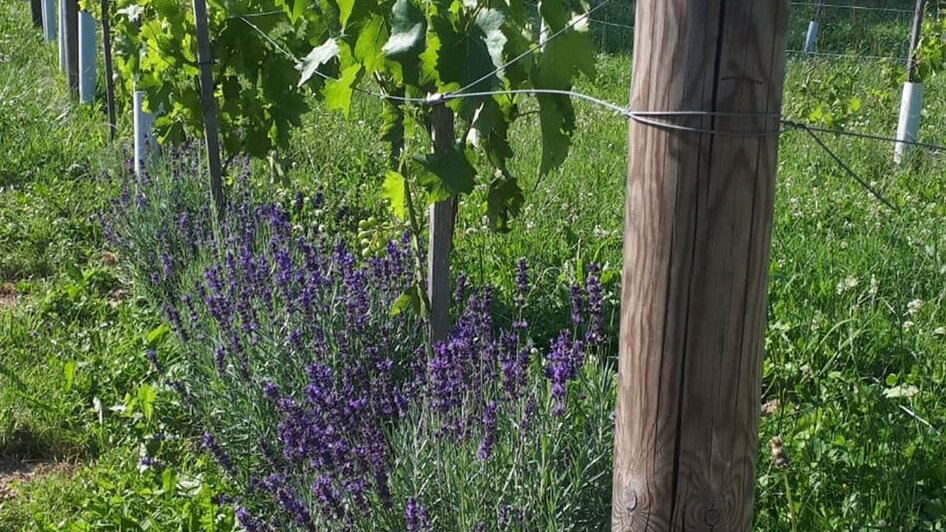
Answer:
[486,172,524,232]
[420,11,505,93]
[536,29,595,89]
[355,15,389,74]
[414,143,476,202]
[325,64,364,118]
[383,0,425,58]
[382,170,408,220]
[383,0,426,83]
[536,93,576,175]
[337,0,356,29]
[298,38,340,87]
[380,88,406,155]
[538,0,568,32]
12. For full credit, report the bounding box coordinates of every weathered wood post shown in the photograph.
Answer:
[894,0,927,164]
[191,0,225,218]
[64,0,79,95]
[30,0,43,28]
[101,0,117,138]
[611,1,788,530]
[427,103,456,344]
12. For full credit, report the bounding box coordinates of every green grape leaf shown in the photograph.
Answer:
[382,170,408,220]
[538,0,568,32]
[355,15,389,74]
[298,38,340,87]
[380,95,405,153]
[414,143,476,202]
[338,0,356,28]
[485,172,524,232]
[390,285,421,316]
[536,93,576,175]
[420,10,505,93]
[324,64,364,118]
[383,0,425,57]
[536,29,595,89]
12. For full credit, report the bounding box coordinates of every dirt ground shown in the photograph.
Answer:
[0,461,78,502]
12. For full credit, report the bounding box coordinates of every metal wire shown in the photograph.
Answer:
[786,49,907,62]
[788,122,900,211]
[450,0,615,96]
[790,2,915,15]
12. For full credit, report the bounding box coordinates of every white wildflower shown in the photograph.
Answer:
[903,320,915,332]
[933,327,945,337]
[906,299,924,316]
[836,276,859,295]
[884,384,919,399]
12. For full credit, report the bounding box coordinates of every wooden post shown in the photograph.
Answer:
[611,1,788,530]
[895,0,927,164]
[30,0,43,28]
[101,0,117,138]
[428,104,456,344]
[191,0,225,217]
[64,0,79,95]
[907,0,927,83]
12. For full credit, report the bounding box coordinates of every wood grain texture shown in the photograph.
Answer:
[101,0,117,139]
[427,104,456,344]
[65,0,79,94]
[30,0,43,28]
[907,0,927,82]
[191,0,225,217]
[611,1,788,530]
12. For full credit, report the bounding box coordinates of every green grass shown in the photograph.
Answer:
[0,3,232,529]
[2,0,946,529]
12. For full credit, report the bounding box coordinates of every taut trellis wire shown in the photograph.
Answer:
[32,0,943,211]
[236,6,938,213]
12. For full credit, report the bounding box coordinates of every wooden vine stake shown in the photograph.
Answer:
[101,0,118,138]
[30,0,43,28]
[894,0,927,164]
[611,1,788,530]
[427,103,456,344]
[191,0,225,217]
[65,0,79,95]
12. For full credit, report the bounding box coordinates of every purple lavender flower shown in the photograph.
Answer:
[570,283,583,326]
[138,455,160,468]
[203,432,235,475]
[160,251,172,279]
[404,497,430,531]
[235,507,266,532]
[477,401,498,460]
[521,394,537,434]
[585,263,604,346]
[544,331,584,416]
[514,258,528,307]
[145,348,163,373]
[313,475,345,520]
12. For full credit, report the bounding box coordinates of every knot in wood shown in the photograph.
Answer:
[622,486,638,513]
[703,508,720,527]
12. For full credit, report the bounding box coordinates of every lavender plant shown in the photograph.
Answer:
[105,154,616,530]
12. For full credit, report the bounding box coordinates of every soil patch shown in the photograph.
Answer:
[0,460,78,502]
[0,282,17,309]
